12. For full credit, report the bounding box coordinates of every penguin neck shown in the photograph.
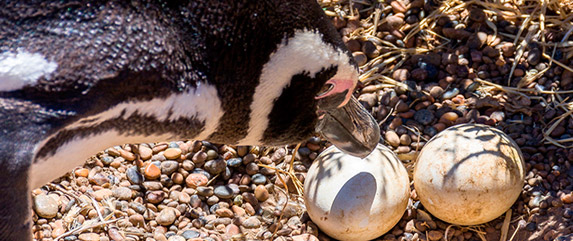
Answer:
[28,83,224,188]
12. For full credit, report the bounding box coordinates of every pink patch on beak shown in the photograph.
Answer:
[315,79,356,108]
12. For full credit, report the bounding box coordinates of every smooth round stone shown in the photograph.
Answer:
[192,151,208,166]
[197,186,214,196]
[242,217,261,228]
[156,207,177,226]
[226,158,242,167]
[129,214,145,227]
[254,185,269,202]
[167,235,186,241]
[112,187,132,200]
[144,163,161,180]
[181,230,200,239]
[186,173,209,188]
[146,191,166,204]
[101,156,114,166]
[164,148,182,159]
[139,145,153,160]
[214,185,234,199]
[78,233,100,241]
[161,161,179,175]
[414,124,525,225]
[93,189,112,201]
[304,144,410,241]
[204,158,226,174]
[251,173,267,185]
[34,194,59,218]
[126,167,143,185]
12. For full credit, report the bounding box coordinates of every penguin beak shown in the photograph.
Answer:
[315,81,380,158]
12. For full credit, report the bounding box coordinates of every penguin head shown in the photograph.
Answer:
[203,0,380,157]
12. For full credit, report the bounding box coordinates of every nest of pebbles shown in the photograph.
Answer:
[32,0,572,240]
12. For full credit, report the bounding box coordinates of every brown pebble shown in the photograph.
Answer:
[389,117,402,129]
[144,163,161,180]
[139,146,153,160]
[393,68,410,82]
[562,193,573,204]
[186,173,209,188]
[74,168,89,178]
[232,205,246,216]
[129,214,145,227]
[78,233,100,241]
[164,148,182,159]
[391,0,407,13]
[254,185,269,202]
[216,208,234,218]
[428,230,443,241]
[51,220,65,238]
[440,112,459,123]
[292,234,319,241]
[152,143,168,153]
[93,189,112,201]
[514,68,525,77]
[352,52,368,66]
[385,131,401,147]
[400,134,412,146]
[108,228,125,241]
[119,149,136,161]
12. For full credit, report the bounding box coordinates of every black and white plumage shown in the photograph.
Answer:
[0,1,380,240]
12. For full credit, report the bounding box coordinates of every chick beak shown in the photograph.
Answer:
[315,79,380,158]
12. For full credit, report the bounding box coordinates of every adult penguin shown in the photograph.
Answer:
[0,0,379,239]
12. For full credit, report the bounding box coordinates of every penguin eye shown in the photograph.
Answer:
[316,83,334,97]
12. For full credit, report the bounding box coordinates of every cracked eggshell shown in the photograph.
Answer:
[413,124,525,225]
[304,144,410,241]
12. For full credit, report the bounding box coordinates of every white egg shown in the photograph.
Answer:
[413,123,525,225]
[304,144,410,241]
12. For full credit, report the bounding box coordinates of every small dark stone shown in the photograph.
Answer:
[526,222,537,231]
[251,174,267,185]
[226,158,242,167]
[214,185,234,199]
[127,166,143,185]
[204,158,226,174]
[196,186,214,196]
[414,109,435,125]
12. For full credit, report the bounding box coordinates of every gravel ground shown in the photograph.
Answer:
[32,0,572,240]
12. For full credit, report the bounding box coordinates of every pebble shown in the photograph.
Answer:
[164,148,182,159]
[126,166,144,184]
[33,194,59,218]
[186,173,209,188]
[51,220,65,238]
[93,189,112,201]
[147,191,166,204]
[251,173,267,185]
[227,158,242,167]
[129,214,145,227]
[204,158,226,174]
[245,162,260,175]
[74,168,89,178]
[385,130,401,147]
[119,149,136,161]
[112,187,132,200]
[353,52,368,66]
[561,193,573,204]
[78,233,100,241]
[156,208,177,226]
[161,161,179,175]
[167,235,185,241]
[414,109,435,125]
[139,145,153,160]
[144,163,161,180]
[197,186,214,196]
[242,217,262,228]
[255,185,270,201]
[214,185,234,199]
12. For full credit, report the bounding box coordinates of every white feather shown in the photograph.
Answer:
[0,50,58,91]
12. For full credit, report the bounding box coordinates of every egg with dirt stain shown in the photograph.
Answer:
[413,123,525,225]
[304,144,410,241]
